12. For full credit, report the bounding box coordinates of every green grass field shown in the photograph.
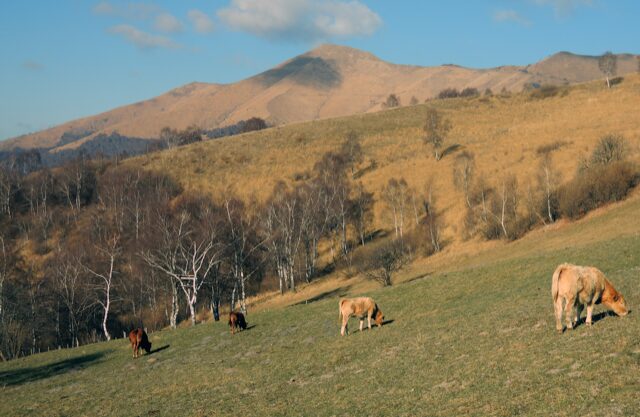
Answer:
[1,195,640,417]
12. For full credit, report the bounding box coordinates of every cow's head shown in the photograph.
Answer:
[603,280,629,317]
[609,293,629,317]
[142,340,152,354]
[374,309,384,326]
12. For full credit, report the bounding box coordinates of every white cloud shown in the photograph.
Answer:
[108,24,181,49]
[188,10,215,34]
[217,0,382,41]
[532,0,593,16]
[154,13,183,33]
[493,10,531,26]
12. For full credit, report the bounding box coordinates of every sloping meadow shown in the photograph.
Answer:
[1,224,638,416]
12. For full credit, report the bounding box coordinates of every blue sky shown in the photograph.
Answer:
[1,0,638,141]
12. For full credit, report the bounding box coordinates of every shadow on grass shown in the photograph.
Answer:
[244,324,257,331]
[149,344,170,355]
[571,311,625,329]
[0,350,110,387]
[352,319,395,333]
[291,286,352,307]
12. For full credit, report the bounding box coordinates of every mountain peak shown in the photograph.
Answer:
[305,44,380,63]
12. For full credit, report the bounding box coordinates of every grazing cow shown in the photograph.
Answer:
[228,311,247,334]
[128,328,152,358]
[338,297,384,336]
[552,263,629,332]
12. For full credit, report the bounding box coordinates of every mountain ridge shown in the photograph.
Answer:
[2,44,638,154]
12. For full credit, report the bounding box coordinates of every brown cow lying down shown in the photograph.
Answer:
[128,328,152,358]
[228,311,247,334]
[552,263,629,332]
[339,297,384,336]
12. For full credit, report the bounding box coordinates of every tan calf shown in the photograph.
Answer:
[552,263,629,332]
[338,297,384,336]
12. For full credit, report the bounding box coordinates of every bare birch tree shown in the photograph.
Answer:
[423,108,451,161]
[453,151,475,209]
[598,51,617,89]
[83,233,120,341]
[142,200,223,326]
[537,152,561,224]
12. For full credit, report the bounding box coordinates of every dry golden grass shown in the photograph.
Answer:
[135,74,640,247]
[129,74,640,312]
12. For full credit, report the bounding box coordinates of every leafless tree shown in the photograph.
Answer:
[264,183,303,293]
[423,108,451,161]
[160,127,180,149]
[354,239,408,286]
[0,167,18,219]
[0,234,14,322]
[382,178,410,239]
[340,131,364,178]
[222,195,263,312]
[598,51,617,89]
[385,94,400,108]
[423,181,442,252]
[352,182,374,246]
[313,151,352,260]
[50,249,93,347]
[83,233,120,341]
[58,158,95,217]
[453,151,475,209]
[590,134,626,166]
[142,198,223,326]
[537,152,561,224]
[490,175,519,240]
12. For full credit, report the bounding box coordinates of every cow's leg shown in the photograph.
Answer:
[585,303,594,326]
[554,296,564,332]
[359,318,364,332]
[574,303,583,327]
[367,313,372,330]
[565,297,576,330]
[341,315,349,336]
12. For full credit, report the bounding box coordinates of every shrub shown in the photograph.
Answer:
[240,117,268,133]
[352,238,409,286]
[589,134,626,166]
[460,87,480,98]
[437,88,460,99]
[558,161,639,219]
[529,84,560,100]
[384,94,400,108]
[609,76,624,87]
[536,140,569,155]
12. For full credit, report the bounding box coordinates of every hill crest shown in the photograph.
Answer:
[2,45,638,156]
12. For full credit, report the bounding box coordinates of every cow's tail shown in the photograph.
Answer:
[551,264,566,303]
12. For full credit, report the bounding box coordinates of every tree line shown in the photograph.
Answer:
[2,107,635,361]
[0,133,423,360]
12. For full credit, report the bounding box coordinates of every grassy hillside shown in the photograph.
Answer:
[1,190,639,416]
[136,73,640,248]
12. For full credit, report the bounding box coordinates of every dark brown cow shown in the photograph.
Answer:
[228,311,247,334]
[128,328,152,358]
